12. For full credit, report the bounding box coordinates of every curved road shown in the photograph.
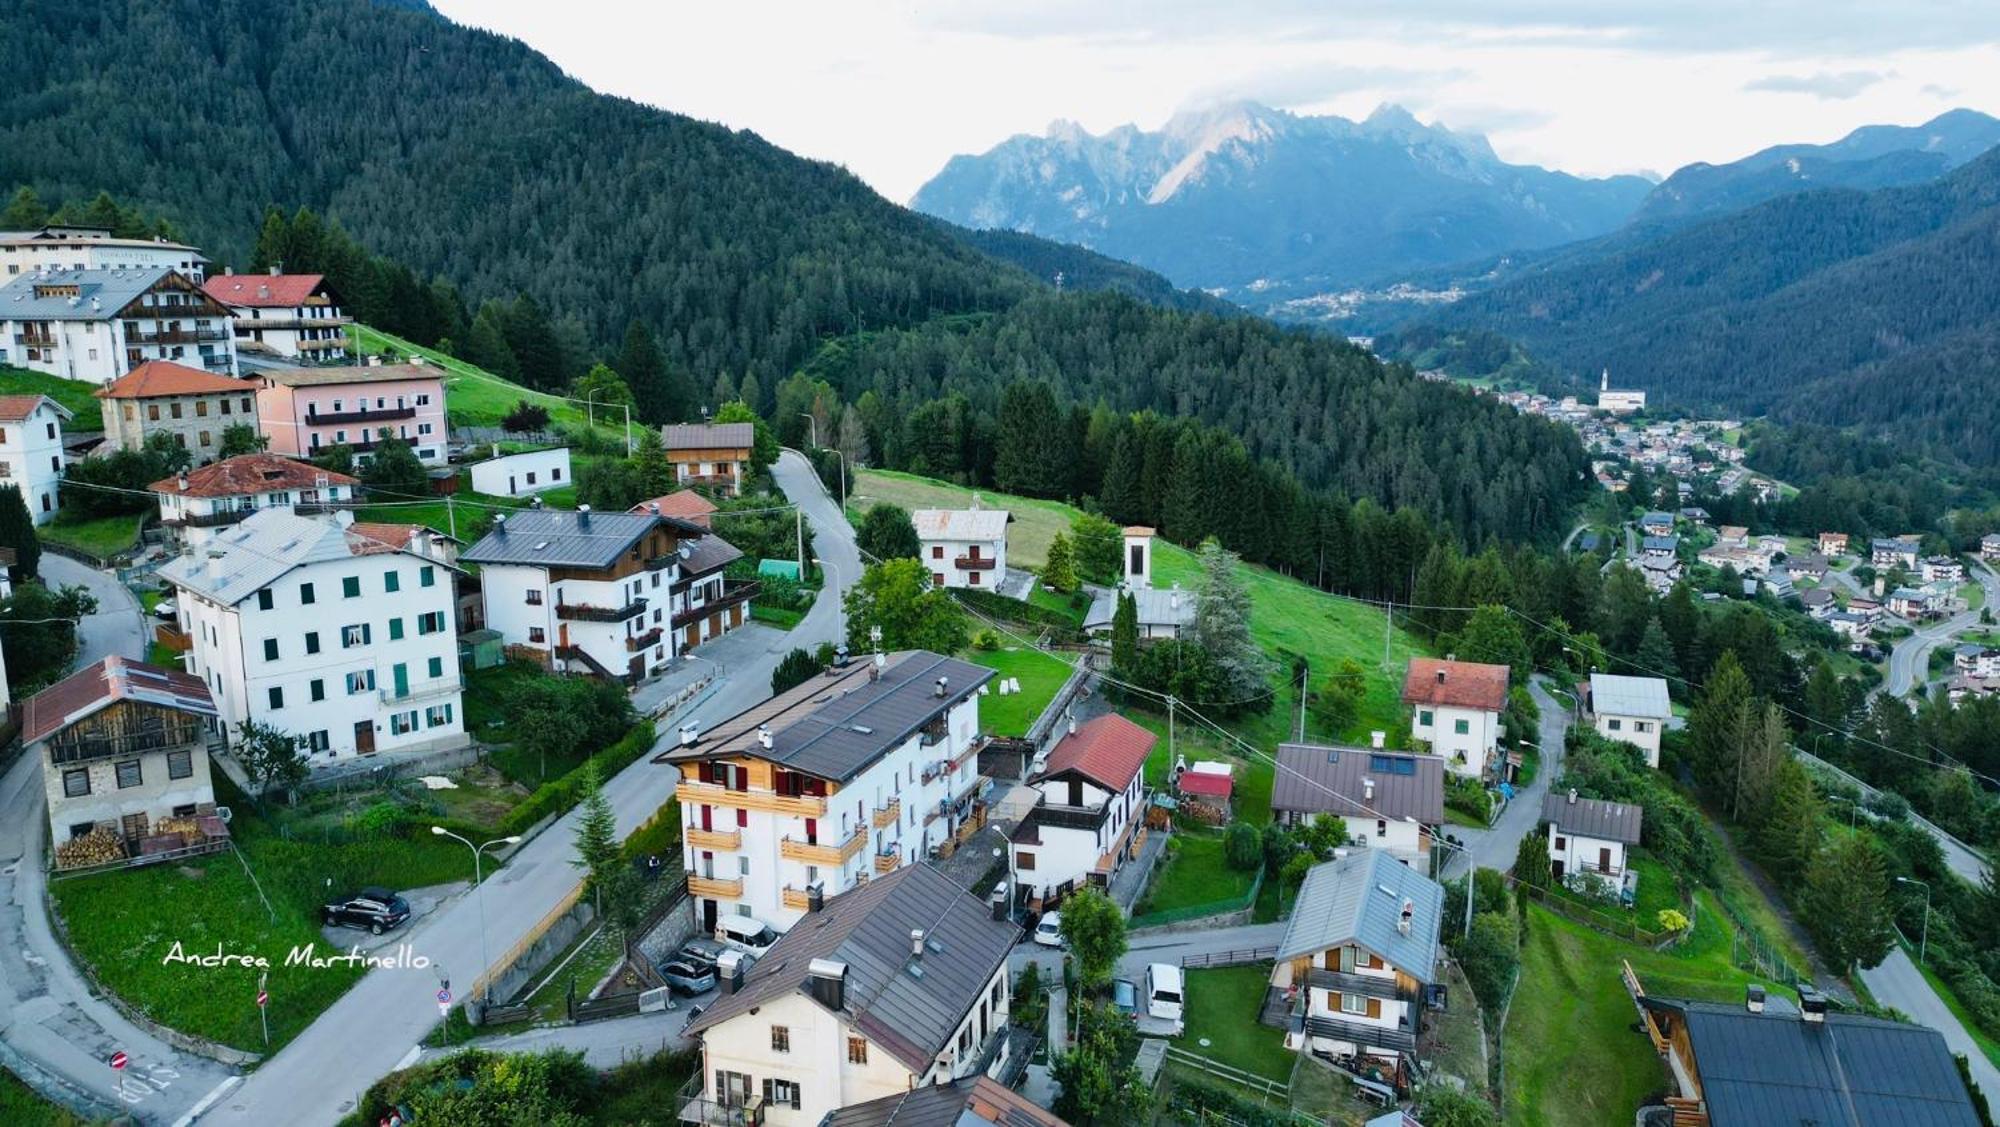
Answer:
[1881,561,2000,699]
[197,450,857,1126]
[1441,676,1572,879]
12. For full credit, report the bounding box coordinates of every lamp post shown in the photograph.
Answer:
[1415,818,1474,941]
[1896,876,1932,966]
[1826,793,1860,830]
[431,827,522,1001]
[798,412,818,449]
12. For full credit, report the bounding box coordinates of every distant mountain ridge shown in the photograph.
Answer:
[911,101,1654,294]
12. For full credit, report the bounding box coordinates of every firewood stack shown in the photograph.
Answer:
[54,827,127,870]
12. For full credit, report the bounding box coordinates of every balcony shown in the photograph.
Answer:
[672,580,758,630]
[627,627,664,653]
[874,845,900,874]
[556,599,647,623]
[13,334,56,349]
[48,725,206,766]
[686,872,744,900]
[780,828,866,867]
[781,885,812,912]
[675,780,826,818]
[380,676,464,706]
[306,405,415,427]
[1304,967,1413,1002]
[127,326,230,344]
[685,826,742,851]
[161,507,256,530]
[1299,1014,1417,1054]
[201,353,233,370]
[872,798,900,829]
[953,555,997,571]
[240,314,353,331]
[154,623,192,653]
[675,1075,764,1127]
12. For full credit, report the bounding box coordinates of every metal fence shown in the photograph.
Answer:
[1180,946,1278,970]
[1130,865,1264,931]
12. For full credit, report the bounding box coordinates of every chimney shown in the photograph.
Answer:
[1398,898,1414,936]
[1567,788,1578,805]
[806,958,846,1011]
[910,929,926,956]
[177,473,189,491]
[717,950,746,995]
[835,644,850,667]
[1798,985,1827,1024]
[1067,712,1077,737]
[1363,778,1375,802]
[679,723,699,748]
[1370,730,1386,749]
[934,675,948,699]
[990,882,1010,922]
[807,883,824,913]
[268,264,281,277]
[577,504,590,529]
[224,265,234,276]
[648,502,660,514]
[493,514,506,533]
[1745,984,1766,1014]
[757,724,773,751]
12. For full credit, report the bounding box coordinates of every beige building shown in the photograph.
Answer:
[96,360,259,463]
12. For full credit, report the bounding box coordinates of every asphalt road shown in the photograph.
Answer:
[1882,561,2000,698]
[41,553,147,670]
[196,450,858,1126]
[1444,676,1572,879]
[1860,947,2000,1107]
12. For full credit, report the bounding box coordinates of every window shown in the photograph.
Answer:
[196,400,209,417]
[384,571,400,593]
[1453,718,1470,735]
[1607,718,1623,732]
[847,1037,868,1065]
[1634,721,1653,734]
[167,749,193,780]
[525,589,543,605]
[425,703,454,728]
[147,404,160,421]
[263,638,279,661]
[420,565,435,588]
[1376,819,1387,837]
[346,670,376,694]
[765,1080,800,1110]
[388,618,404,641]
[932,545,943,559]
[62,768,90,798]
[428,657,443,679]
[170,402,182,419]
[391,711,417,735]
[1417,709,1434,727]
[220,398,231,415]
[415,393,431,406]
[342,623,371,648]
[528,626,546,643]
[267,687,284,709]
[310,678,325,702]
[258,589,274,611]
[300,582,315,605]
[122,404,134,421]
[418,611,445,635]
[241,396,252,413]
[770,1026,790,1053]
[1015,850,1036,870]
[307,730,331,753]
[342,576,361,598]
[304,631,321,655]
[1554,835,1567,851]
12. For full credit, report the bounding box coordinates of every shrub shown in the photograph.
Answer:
[974,629,1001,651]
[501,721,657,837]
[1224,822,1262,871]
[1866,790,1911,820]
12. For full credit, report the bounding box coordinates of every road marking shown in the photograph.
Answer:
[171,1075,240,1127]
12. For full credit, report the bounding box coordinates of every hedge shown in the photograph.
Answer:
[959,588,1085,637]
[501,721,657,837]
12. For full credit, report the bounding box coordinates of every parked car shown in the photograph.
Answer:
[324,887,411,934]
[1145,963,1185,1030]
[714,914,781,957]
[1032,912,1063,948]
[1111,978,1139,1018]
[660,959,717,996]
[677,939,724,970]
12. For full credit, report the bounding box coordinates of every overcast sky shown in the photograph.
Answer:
[431,1,2000,202]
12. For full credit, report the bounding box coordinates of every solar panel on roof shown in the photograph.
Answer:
[1370,754,1415,776]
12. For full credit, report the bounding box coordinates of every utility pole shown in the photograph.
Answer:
[795,507,806,579]
[1167,695,1176,761]
[1383,600,1394,669]
[446,493,457,540]
[1296,659,1308,741]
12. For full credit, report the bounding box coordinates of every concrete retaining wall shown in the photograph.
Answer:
[479,897,597,1018]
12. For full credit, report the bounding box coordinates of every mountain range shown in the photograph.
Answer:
[911,102,1655,296]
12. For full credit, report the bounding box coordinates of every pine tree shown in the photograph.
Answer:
[1111,591,1139,676]
[994,381,1066,497]
[1,186,48,229]
[1804,659,1850,731]
[0,485,41,582]
[462,302,520,380]
[503,293,561,390]
[1192,539,1269,703]
[1098,428,1144,523]
[616,320,671,422]
[1657,582,1701,673]
[1689,652,1753,797]
[1804,834,1894,972]
[630,429,674,499]
[1634,618,1679,680]
[1754,759,1823,883]
[571,760,620,886]
[1041,531,1078,594]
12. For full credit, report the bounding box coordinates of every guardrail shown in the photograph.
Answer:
[1180,946,1277,970]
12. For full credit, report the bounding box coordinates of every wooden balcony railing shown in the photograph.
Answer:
[782,886,812,911]
[874,846,900,874]
[872,798,900,828]
[686,873,744,900]
[780,828,866,867]
[685,826,742,851]
[555,599,646,623]
[154,623,192,653]
[306,405,414,426]
[627,627,664,653]
[954,555,997,571]
[675,780,826,818]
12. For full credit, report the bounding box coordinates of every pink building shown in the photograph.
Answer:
[256,361,448,466]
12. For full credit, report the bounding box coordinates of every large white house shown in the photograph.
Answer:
[1267,850,1443,1084]
[1402,658,1509,779]
[157,509,466,763]
[1007,714,1154,910]
[201,270,350,361]
[150,453,358,551]
[0,266,237,383]
[665,651,992,934]
[0,225,207,281]
[1271,741,1444,868]
[682,863,1020,1127]
[913,506,1010,591]
[0,394,71,524]
[1585,673,1672,770]
[1543,789,1643,890]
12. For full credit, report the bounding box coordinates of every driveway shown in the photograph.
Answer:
[1442,676,1572,879]
[1860,947,2000,1107]
[194,451,860,1126]
[41,553,146,669]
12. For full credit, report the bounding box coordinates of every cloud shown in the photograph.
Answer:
[1183,62,1466,111]
[1923,82,1963,98]
[1743,69,1888,99]
[1431,104,1557,134]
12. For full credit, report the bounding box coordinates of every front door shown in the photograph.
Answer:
[1599,847,1613,872]
[355,720,376,755]
[702,898,718,934]
[1551,858,1565,880]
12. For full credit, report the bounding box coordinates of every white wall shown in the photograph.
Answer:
[1548,825,1629,877]
[42,741,216,841]
[1593,712,1663,769]
[0,400,67,524]
[919,536,1007,591]
[1410,704,1499,778]
[467,448,573,497]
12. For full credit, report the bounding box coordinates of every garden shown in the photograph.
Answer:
[965,641,1072,738]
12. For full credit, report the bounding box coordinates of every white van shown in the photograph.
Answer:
[715,914,780,957]
[1145,963,1184,1027]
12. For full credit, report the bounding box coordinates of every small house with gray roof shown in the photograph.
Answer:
[1543,788,1643,895]
[1264,849,1444,1084]
[683,863,1021,1127]
[1271,741,1444,867]
[662,421,756,495]
[1585,673,1673,769]
[913,505,1011,592]
[0,265,238,384]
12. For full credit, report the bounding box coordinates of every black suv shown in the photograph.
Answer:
[324,887,411,934]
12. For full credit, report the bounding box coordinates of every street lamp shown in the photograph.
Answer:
[1895,876,1932,966]
[798,412,818,449]
[431,826,523,1001]
[1415,817,1474,941]
[1826,793,1860,830]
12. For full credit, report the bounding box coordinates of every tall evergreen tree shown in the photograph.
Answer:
[462,301,520,379]
[1192,540,1270,704]
[0,485,40,582]
[993,381,1067,497]
[1,186,48,229]
[855,503,920,562]
[1804,835,1895,972]
[1689,651,1753,796]
[503,293,562,390]
[1110,591,1139,677]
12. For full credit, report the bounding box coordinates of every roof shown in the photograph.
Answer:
[23,655,216,745]
[677,531,743,578]
[1541,792,1644,844]
[1401,658,1510,713]
[1083,585,1196,631]
[1037,715,1156,792]
[1644,997,1981,1127]
[1271,743,1445,823]
[460,509,698,570]
[1176,770,1233,798]
[911,508,1011,543]
[1276,850,1443,983]
[0,226,199,253]
[349,522,459,551]
[201,272,327,308]
[1641,511,1674,524]
[257,363,442,388]
[0,394,71,423]
[822,1077,1068,1127]
[684,864,1020,1074]
[157,509,411,605]
[150,453,356,499]
[669,651,994,782]
[96,360,249,399]
[631,490,717,529]
[1588,674,1671,719]
[1641,535,1679,552]
[661,422,754,450]
[1874,536,1919,551]
[0,266,178,321]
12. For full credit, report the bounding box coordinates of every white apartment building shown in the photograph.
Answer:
[466,447,572,497]
[0,266,237,383]
[1402,658,1509,779]
[0,225,207,280]
[666,651,993,934]
[1543,789,1643,887]
[1269,850,1443,1076]
[1586,673,1672,770]
[150,453,358,550]
[913,506,1010,590]
[1271,741,1444,867]
[1007,714,1154,909]
[0,394,70,524]
[157,509,466,763]
[201,270,350,361]
[683,864,1020,1127]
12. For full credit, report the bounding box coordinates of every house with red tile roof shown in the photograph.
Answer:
[0,393,72,524]
[631,489,717,529]
[96,360,259,463]
[149,452,358,549]
[201,270,350,361]
[1402,657,1510,779]
[1008,714,1155,909]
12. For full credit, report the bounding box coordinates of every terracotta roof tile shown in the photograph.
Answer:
[1401,658,1510,713]
[96,360,250,399]
[149,453,357,499]
[1176,770,1233,797]
[201,273,327,308]
[22,655,215,746]
[630,490,717,529]
[1039,714,1155,791]
[0,394,66,423]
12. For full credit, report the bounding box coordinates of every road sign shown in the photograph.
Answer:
[256,990,269,1008]
[436,987,452,1005]
[109,1051,127,1071]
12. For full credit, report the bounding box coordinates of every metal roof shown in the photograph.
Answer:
[256,363,441,388]
[1271,743,1445,824]
[685,864,1020,1074]
[821,1077,1067,1127]
[1588,674,1672,719]
[661,422,754,450]
[1646,998,1980,1127]
[1276,850,1443,984]
[1541,791,1644,844]
[0,266,180,321]
[912,508,1011,542]
[460,509,695,570]
[157,509,410,606]
[1083,585,1196,631]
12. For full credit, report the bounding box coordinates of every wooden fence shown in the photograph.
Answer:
[1180,946,1277,970]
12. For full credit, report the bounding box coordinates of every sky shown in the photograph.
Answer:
[430,1,2000,203]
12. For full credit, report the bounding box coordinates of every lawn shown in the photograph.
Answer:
[965,645,1073,737]
[40,511,145,558]
[848,469,1087,571]
[0,1069,86,1127]
[350,324,623,440]
[1505,897,1760,1127]
[0,364,103,430]
[1135,832,1257,918]
[1181,965,1293,1083]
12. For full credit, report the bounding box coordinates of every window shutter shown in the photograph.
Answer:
[1366,997,1382,1019]
[791,1085,801,1110]
[762,1080,772,1105]
[1328,991,1341,1011]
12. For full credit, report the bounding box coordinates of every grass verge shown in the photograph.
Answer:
[0,1069,87,1127]
[0,365,102,430]
[41,512,145,558]
[1135,833,1256,917]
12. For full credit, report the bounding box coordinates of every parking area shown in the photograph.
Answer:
[319,879,469,951]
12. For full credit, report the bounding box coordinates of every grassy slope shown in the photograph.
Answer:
[1136,832,1256,916]
[0,365,103,431]
[965,646,1071,738]
[1181,965,1293,1083]
[40,511,145,557]
[348,324,624,439]
[850,469,1083,571]
[0,1070,86,1127]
